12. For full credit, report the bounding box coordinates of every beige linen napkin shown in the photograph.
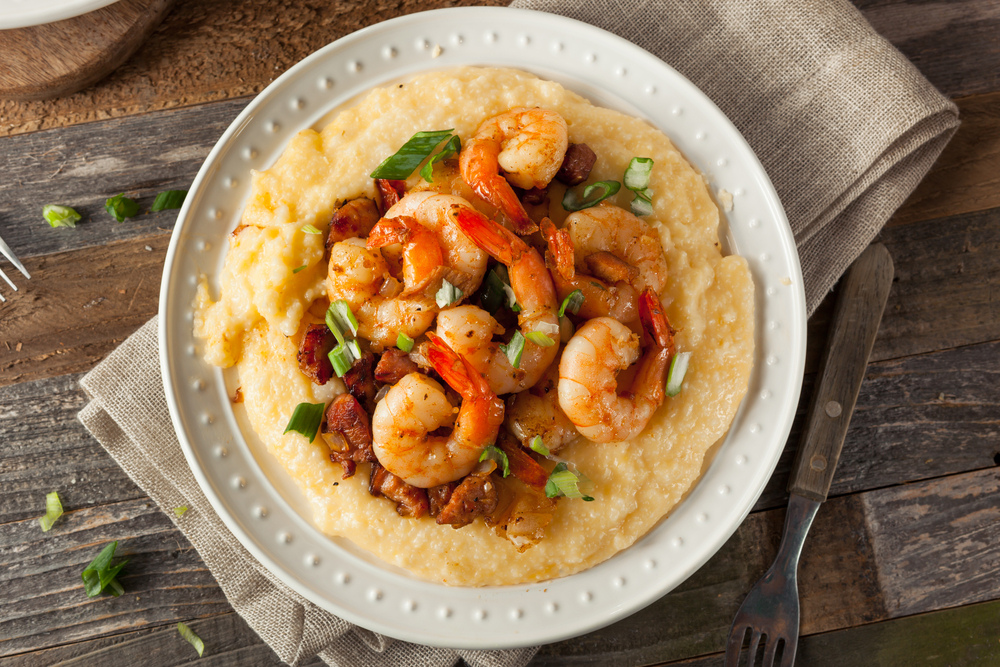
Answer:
[513,0,959,311]
[79,1,958,665]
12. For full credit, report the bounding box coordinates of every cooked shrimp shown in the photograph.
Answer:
[381,191,489,296]
[366,215,444,296]
[327,237,436,348]
[460,108,568,235]
[558,288,675,442]
[452,206,560,393]
[543,203,669,323]
[371,332,504,488]
[505,352,580,454]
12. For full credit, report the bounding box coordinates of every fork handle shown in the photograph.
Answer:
[788,244,894,502]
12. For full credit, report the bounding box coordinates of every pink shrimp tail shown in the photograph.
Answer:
[425,331,495,401]
[460,144,537,235]
[453,207,529,267]
[540,217,575,280]
[638,288,676,355]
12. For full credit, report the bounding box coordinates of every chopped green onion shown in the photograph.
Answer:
[283,402,326,442]
[173,506,188,517]
[177,622,205,657]
[624,158,655,216]
[544,462,594,501]
[325,300,360,345]
[104,193,140,222]
[477,268,506,313]
[623,157,654,190]
[81,541,129,598]
[529,436,550,456]
[562,180,621,212]
[479,445,511,477]
[489,265,522,312]
[558,289,584,317]
[420,134,462,182]
[292,265,307,274]
[38,491,63,531]
[435,279,463,308]
[370,129,455,180]
[301,224,323,235]
[525,331,556,347]
[589,281,608,292]
[42,204,80,228]
[499,330,526,368]
[397,332,415,353]
[666,351,692,397]
[150,190,187,212]
[328,339,362,378]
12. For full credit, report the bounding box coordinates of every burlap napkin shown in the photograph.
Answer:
[79,1,958,665]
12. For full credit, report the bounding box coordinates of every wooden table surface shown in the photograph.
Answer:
[2,1,999,665]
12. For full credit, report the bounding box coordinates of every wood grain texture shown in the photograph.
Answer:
[0,0,176,102]
[0,98,247,261]
[0,235,166,388]
[0,499,230,657]
[0,373,144,525]
[0,0,506,137]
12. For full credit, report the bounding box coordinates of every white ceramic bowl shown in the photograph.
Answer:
[159,7,806,649]
[0,0,119,29]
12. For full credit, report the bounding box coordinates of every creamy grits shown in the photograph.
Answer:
[195,67,755,586]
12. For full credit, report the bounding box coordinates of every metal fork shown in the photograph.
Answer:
[0,234,30,303]
[725,243,894,667]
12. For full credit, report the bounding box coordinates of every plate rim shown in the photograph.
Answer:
[0,0,119,29]
[159,6,807,650]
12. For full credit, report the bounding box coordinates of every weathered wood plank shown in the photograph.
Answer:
[0,373,144,525]
[0,498,230,657]
[0,234,165,388]
[1,612,325,667]
[0,98,247,261]
[856,0,1000,99]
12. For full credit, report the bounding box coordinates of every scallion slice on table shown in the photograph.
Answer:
[479,445,511,477]
[38,491,63,531]
[529,435,550,456]
[558,289,584,317]
[499,330,526,368]
[81,541,129,598]
[420,134,462,182]
[283,402,326,442]
[42,204,81,228]
[562,180,621,212]
[370,129,455,180]
[105,193,140,222]
[623,157,655,216]
[544,462,594,501]
[396,332,415,353]
[150,190,188,212]
[177,622,205,657]
[173,506,188,517]
[435,279,463,308]
[300,224,323,235]
[666,351,692,397]
[325,300,359,345]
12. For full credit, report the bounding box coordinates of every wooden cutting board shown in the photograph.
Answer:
[0,0,176,102]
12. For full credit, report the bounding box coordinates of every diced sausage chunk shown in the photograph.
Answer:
[374,348,419,385]
[297,324,337,385]
[369,462,429,518]
[327,198,381,249]
[323,394,376,479]
[436,473,499,528]
[555,143,597,186]
[342,351,378,414]
[375,179,407,215]
[427,482,459,518]
[521,186,548,206]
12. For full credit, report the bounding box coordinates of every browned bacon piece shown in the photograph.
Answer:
[327,197,380,250]
[436,473,499,528]
[427,481,459,518]
[342,351,377,414]
[555,143,597,186]
[297,324,337,385]
[323,394,376,479]
[374,347,419,385]
[376,179,407,215]
[369,462,429,518]
[585,251,640,285]
[497,432,549,490]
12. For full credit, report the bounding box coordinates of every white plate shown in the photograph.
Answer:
[159,7,806,650]
[0,0,118,29]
